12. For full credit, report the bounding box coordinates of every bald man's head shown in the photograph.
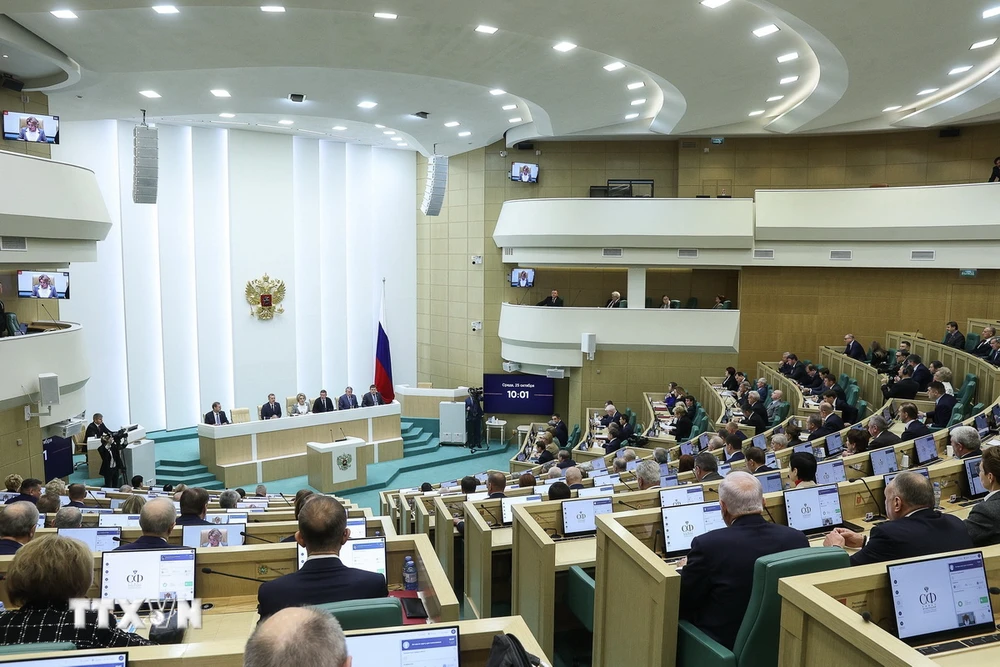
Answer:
[564,467,583,486]
[245,607,351,667]
[139,498,177,537]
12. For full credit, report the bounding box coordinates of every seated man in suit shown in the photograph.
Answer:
[972,327,996,357]
[261,393,282,420]
[550,413,569,447]
[605,290,622,308]
[797,365,823,392]
[600,402,622,427]
[898,403,932,442]
[787,354,808,384]
[943,321,966,350]
[453,472,507,535]
[965,446,1000,547]
[882,364,919,400]
[778,352,793,376]
[907,354,932,392]
[564,466,586,490]
[987,337,1000,366]
[555,449,576,470]
[257,495,388,619]
[245,607,351,667]
[818,401,845,432]
[204,402,229,426]
[742,391,769,434]
[361,384,383,407]
[4,478,41,506]
[693,452,723,482]
[951,425,982,460]
[634,461,660,490]
[536,290,564,307]
[824,471,972,565]
[114,498,180,551]
[85,413,113,441]
[65,483,87,508]
[765,390,787,422]
[312,390,334,413]
[679,472,809,649]
[805,414,832,442]
[0,501,38,555]
[924,381,957,428]
[724,435,745,463]
[821,390,856,425]
[744,446,773,473]
[843,334,866,361]
[867,415,901,449]
[175,488,212,526]
[338,387,359,410]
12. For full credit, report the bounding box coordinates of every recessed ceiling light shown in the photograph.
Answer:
[260,6,285,12]
[210,89,231,98]
[489,89,506,95]
[139,90,161,98]
[357,101,378,109]
[700,0,730,8]
[604,62,626,71]
[397,143,408,147]
[383,130,395,135]
[444,121,460,127]
[219,113,236,118]
[971,38,997,49]
[776,52,798,63]
[374,124,385,128]
[625,113,639,119]
[278,119,294,125]
[501,104,517,111]
[630,98,646,105]
[509,117,522,123]
[475,25,498,34]
[152,5,179,14]
[984,6,1000,18]
[753,24,779,37]
[553,42,577,52]
[779,76,799,84]
[373,12,397,19]
[949,65,973,75]
[51,10,78,19]
[458,131,471,137]
[2,55,8,58]
[627,81,645,90]
[748,110,766,116]
[766,95,784,102]
[332,126,347,131]
[917,88,939,96]
[882,105,902,112]
[391,136,403,141]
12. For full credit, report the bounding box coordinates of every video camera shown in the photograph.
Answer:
[468,387,484,401]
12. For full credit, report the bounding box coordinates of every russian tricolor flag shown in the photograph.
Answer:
[375,293,395,403]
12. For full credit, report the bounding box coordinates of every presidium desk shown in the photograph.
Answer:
[197,403,403,489]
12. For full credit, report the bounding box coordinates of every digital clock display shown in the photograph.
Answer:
[483,374,555,414]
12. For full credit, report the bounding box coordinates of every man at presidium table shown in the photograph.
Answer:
[204,402,229,426]
[361,384,384,407]
[338,387,359,410]
[261,393,282,419]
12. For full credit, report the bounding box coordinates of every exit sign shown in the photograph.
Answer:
[710,137,725,145]
[960,269,977,277]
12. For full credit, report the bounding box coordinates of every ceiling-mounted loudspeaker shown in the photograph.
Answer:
[132,125,159,204]
[515,142,534,150]
[0,76,24,92]
[420,155,448,216]
[939,127,960,138]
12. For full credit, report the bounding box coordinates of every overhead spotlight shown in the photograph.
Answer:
[139,90,161,98]
[882,105,902,112]
[51,10,78,19]
[776,52,798,63]
[949,65,973,75]
[501,104,517,111]
[553,42,577,52]
[260,5,285,12]
[489,89,506,95]
[458,131,471,137]
[391,136,403,141]
[984,6,1000,18]
[210,89,231,97]
[332,125,347,130]
[374,124,385,128]
[627,81,645,90]
[278,119,294,125]
[288,93,306,102]
[604,62,626,71]
[444,121,460,127]
[630,98,646,105]
[373,12,397,19]
[779,76,798,84]
[476,25,498,34]
[383,130,396,135]
[397,143,408,147]
[357,101,378,109]
[748,110,765,116]
[219,113,236,118]
[700,0,730,8]
[971,38,998,49]
[152,5,179,13]
[753,24,779,37]
[766,95,784,102]
[509,117,522,123]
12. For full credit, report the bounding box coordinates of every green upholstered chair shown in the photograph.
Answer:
[568,425,581,448]
[856,400,869,421]
[567,565,596,633]
[315,597,403,630]
[685,297,698,309]
[670,299,681,309]
[971,402,985,416]
[689,423,703,440]
[965,333,980,353]
[837,373,850,392]
[769,402,789,427]
[930,404,967,432]
[676,547,850,667]
[5,312,22,337]
[629,412,637,429]
[957,376,977,407]
[722,300,732,309]
[619,299,628,308]
[844,385,859,408]
[0,643,76,655]
[645,296,654,308]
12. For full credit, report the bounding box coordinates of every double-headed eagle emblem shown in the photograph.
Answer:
[245,274,286,320]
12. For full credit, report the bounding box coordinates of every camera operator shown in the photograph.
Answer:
[98,427,128,489]
[466,388,484,450]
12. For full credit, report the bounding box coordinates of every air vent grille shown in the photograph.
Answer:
[829,250,853,261]
[503,247,514,257]
[602,248,624,258]
[753,249,775,260]
[678,248,699,259]
[911,250,936,261]
[680,140,698,149]
[0,236,27,251]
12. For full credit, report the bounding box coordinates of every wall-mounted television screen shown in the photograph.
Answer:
[510,162,539,183]
[16,270,70,299]
[483,374,555,414]
[3,111,60,144]
[510,268,535,287]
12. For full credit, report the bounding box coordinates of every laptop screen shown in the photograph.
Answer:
[577,485,614,499]
[592,474,619,487]
[591,457,607,471]
[699,433,710,450]
[0,654,129,667]
[884,468,929,487]
[889,551,995,645]
[824,432,844,457]
[793,442,814,455]
[237,501,268,510]
[98,514,141,528]
[625,460,639,472]
[815,459,847,485]
[182,523,245,548]
[659,486,705,507]
[680,442,695,456]
[718,463,731,477]
[870,448,899,476]
[347,517,367,538]
[296,537,387,575]
[964,456,987,499]
[501,495,542,524]
[661,501,725,557]
[993,404,1000,426]
[756,471,784,494]
[206,512,248,525]
[58,527,121,552]
[659,462,672,477]
[914,435,939,465]
[561,497,613,537]
[466,491,489,502]
[975,413,989,437]
[765,451,778,468]
[751,434,766,449]
[660,474,678,487]
[783,484,845,533]
[346,626,459,667]
[101,549,196,601]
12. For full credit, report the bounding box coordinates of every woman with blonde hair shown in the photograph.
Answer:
[291,392,310,416]
[934,367,954,395]
[4,474,23,493]
[120,495,146,515]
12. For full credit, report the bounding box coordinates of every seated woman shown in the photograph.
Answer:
[529,442,545,463]
[672,405,693,441]
[869,341,888,369]
[844,429,871,456]
[604,423,625,454]
[677,454,695,473]
[721,366,739,392]
[291,393,311,416]
[0,535,153,648]
[712,295,726,309]
[537,439,557,466]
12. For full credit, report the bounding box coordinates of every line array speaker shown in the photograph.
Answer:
[133,125,159,204]
[420,155,448,216]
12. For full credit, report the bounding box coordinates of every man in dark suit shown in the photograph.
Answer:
[898,403,932,442]
[805,414,833,442]
[605,291,622,308]
[787,354,808,384]
[261,393,282,419]
[925,381,957,428]
[966,447,1000,546]
[987,338,1000,366]
[693,452,723,482]
[951,425,982,460]
[564,467,585,490]
[175,488,213,526]
[453,472,506,535]
[778,352,793,376]
[724,435,745,463]
[743,392,769,434]
[972,327,996,357]
[0,501,38,555]
[907,354,932,392]
[338,387,359,410]
[550,414,569,447]
[65,484,87,508]
[798,365,824,391]
[85,413,113,441]
[843,334,866,361]
[818,402,845,432]
[882,365,919,400]
[536,290,564,307]
[204,402,229,426]
[114,498,181,551]
[600,403,622,427]
[679,471,808,649]
[824,472,972,565]
[361,385,383,407]
[867,415,902,449]
[3,478,41,505]
[257,495,387,619]
[943,321,966,350]
[312,390,334,413]
[745,447,774,474]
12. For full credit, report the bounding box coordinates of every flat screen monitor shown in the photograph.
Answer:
[751,434,767,450]
[975,413,989,437]
[100,548,196,602]
[659,486,705,507]
[501,494,542,524]
[660,474,678,487]
[679,442,695,456]
[182,522,245,548]
[109,499,125,510]
[296,537,387,575]
[36,514,46,528]
[964,456,987,499]
[345,626,460,667]
[699,433,710,450]
[482,374,554,414]
[591,457,607,472]
[16,270,70,299]
[510,162,539,183]
[660,501,725,557]
[80,508,113,514]
[824,432,844,457]
[783,484,846,535]
[993,404,1000,426]
[793,442,814,455]
[206,512,248,524]
[765,451,777,468]
[237,501,267,509]
[625,460,639,472]
[889,551,995,645]
[561,496,613,537]
[884,468,929,487]
[466,491,489,502]
[98,514,141,528]
[591,474,619,487]
[0,653,128,667]
[756,471,784,494]
[659,462,672,476]
[2,110,60,144]
[914,434,940,465]
[347,517,367,538]
[870,448,899,476]
[58,527,121,552]
[815,459,847,485]
[577,485,615,499]
[718,463,731,477]
[510,268,535,287]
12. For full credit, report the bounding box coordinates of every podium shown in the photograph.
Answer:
[307,437,371,493]
[125,439,156,486]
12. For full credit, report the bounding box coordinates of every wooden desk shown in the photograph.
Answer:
[700,377,756,439]
[509,422,550,473]
[643,391,678,446]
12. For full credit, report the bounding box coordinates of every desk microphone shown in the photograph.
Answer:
[568,289,583,307]
[110,536,132,544]
[279,493,292,507]
[239,531,274,544]
[860,611,872,623]
[201,567,266,584]
[989,587,1000,596]
[480,505,501,527]
[88,490,104,506]
[852,477,886,521]
[616,499,641,511]
[620,477,636,492]
[336,428,348,442]
[762,505,777,524]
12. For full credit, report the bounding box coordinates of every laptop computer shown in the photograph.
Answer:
[345,626,459,666]
[815,459,847,485]
[500,495,542,525]
[182,522,246,548]
[975,413,989,438]
[717,463,731,477]
[755,471,784,494]
[577,485,615,499]
[884,467,929,487]
[783,484,862,536]
[870,447,899,476]
[660,474,679,487]
[660,501,725,558]
[680,442,696,456]
[101,548,196,609]
[296,537,387,575]
[590,457,608,472]
[592,474,620,487]
[963,455,988,501]
[913,434,940,466]
[888,551,996,651]
[751,433,767,450]
[561,496,613,538]
[58,526,121,552]
[793,442,814,455]
[659,486,705,508]
[765,451,778,468]
[0,653,129,667]
[823,432,844,459]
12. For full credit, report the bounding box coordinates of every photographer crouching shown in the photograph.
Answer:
[466,387,484,451]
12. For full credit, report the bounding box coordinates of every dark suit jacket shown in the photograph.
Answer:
[67,500,86,508]
[0,539,22,554]
[674,416,694,440]
[600,411,623,427]
[680,514,809,649]
[929,394,957,428]
[988,348,1000,366]
[261,402,282,419]
[845,340,866,361]
[753,465,775,473]
[727,450,746,463]
[97,443,113,477]
[557,459,577,470]
[944,331,966,350]
[4,493,37,505]
[911,364,932,392]
[800,373,823,390]
[900,420,932,442]
[605,298,622,308]
[966,493,1000,547]
[204,410,229,425]
[537,449,554,465]
[553,421,569,447]
[849,508,973,566]
[884,377,919,400]
[257,556,388,619]
[536,296,564,307]
[313,396,335,413]
[339,394,359,410]
[85,422,113,440]
[972,339,994,357]
[871,431,902,449]
[175,513,212,526]
[744,403,768,434]
[114,535,181,551]
[604,438,624,455]
[700,472,724,482]
[808,426,834,441]
[789,363,808,384]
[823,413,845,432]
[722,375,739,391]
[361,392,383,407]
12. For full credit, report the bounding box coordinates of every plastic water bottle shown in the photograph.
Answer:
[933,482,941,509]
[403,556,418,591]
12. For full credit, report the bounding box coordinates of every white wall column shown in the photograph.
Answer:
[626,267,646,309]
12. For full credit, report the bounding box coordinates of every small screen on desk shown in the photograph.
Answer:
[824,432,844,457]
[347,517,367,537]
[964,456,987,499]
[577,486,614,499]
[661,502,724,557]
[680,442,695,456]
[590,457,607,471]
[482,374,554,414]
[206,512,248,524]
[659,486,704,507]
[752,434,766,449]
[296,537,387,575]
[765,451,778,468]
[561,497,612,536]
[756,471,783,494]
[182,523,245,548]
[58,527,120,553]
[815,459,846,485]
[975,413,989,437]
[98,514,141,528]
[592,474,619,487]
[346,626,459,667]
[783,484,844,533]
[870,448,899,476]
[660,474,678,487]
[792,442,813,455]
[914,435,939,464]
[625,460,639,472]
[501,495,541,524]
[101,548,195,601]
[699,433,710,449]
[0,653,129,667]
[884,468,929,486]
[717,464,731,477]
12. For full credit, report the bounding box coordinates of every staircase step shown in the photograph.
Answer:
[156,471,218,486]
[402,442,439,457]
[400,421,414,432]
[156,464,210,476]
[402,426,424,440]
[156,459,202,468]
[403,433,432,449]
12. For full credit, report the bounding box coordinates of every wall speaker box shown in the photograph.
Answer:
[581,333,597,355]
[515,142,535,150]
[38,373,60,406]
[133,126,159,204]
[939,127,961,138]
[1,77,24,92]
[420,155,448,216]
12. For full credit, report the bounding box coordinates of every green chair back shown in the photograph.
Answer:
[5,312,21,337]
[645,296,654,308]
[315,597,403,630]
[769,402,789,427]
[856,400,869,421]
[685,297,698,309]
[670,299,681,309]
[971,402,985,415]
[722,300,732,309]
[568,425,581,448]
[958,377,977,406]
[619,299,627,308]
[567,565,596,633]
[629,412,637,429]
[0,643,76,655]
[947,404,966,428]
[844,385,859,408]
[965,332,981,353]
[689,423,703,440]
[837,374,850,392]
